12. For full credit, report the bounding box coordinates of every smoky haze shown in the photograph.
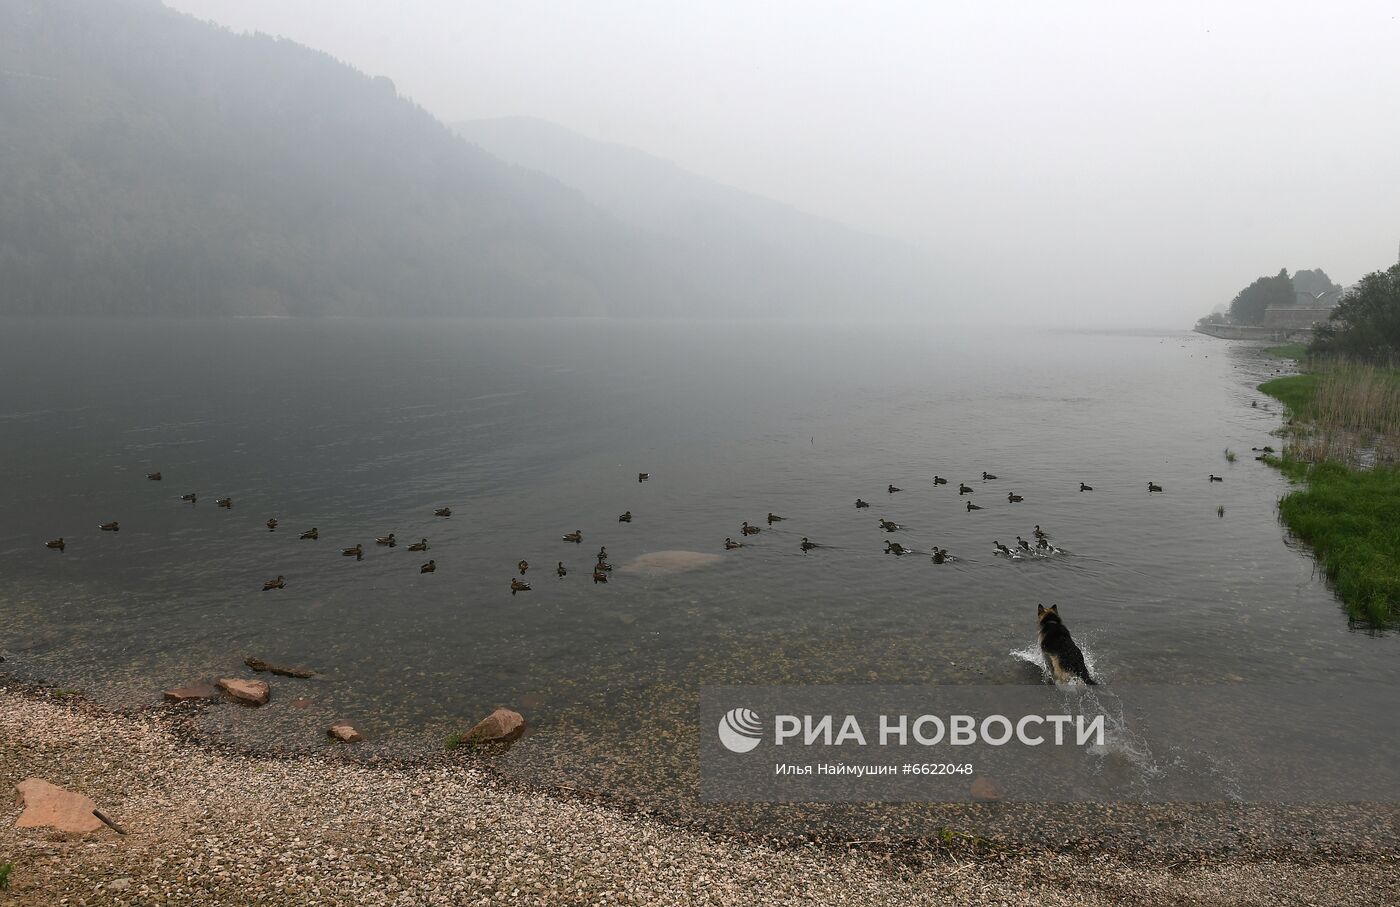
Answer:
[80,3,1400,324]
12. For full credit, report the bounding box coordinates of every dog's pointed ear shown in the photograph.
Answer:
[1049,604,1059,614]
[1036,604,1046,616]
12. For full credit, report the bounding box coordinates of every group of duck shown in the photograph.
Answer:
[769,470,1195,565]
[42,470,454,591]
[44,466,1210,594]
[506,474,651,594]
[512,541,616,595]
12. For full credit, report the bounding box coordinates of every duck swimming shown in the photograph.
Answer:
[262,575,285,591]
[1033,525,1046,539]
[994,540,1012,556]
[888,484,902,494]
[884,540,908,555]
[592,567,609,583]
[741,521,761,535]
[557,561,567,577]
[638,472,650,483]
[562,530,583,543]
[181,492,197,503]
[342,544,363,560]
[878,518,900,532]
[618,511,633,523]
[408,538,429,552]
[767,513,786,524]
[725,537,744,549]
[981,471,998,481]
[511,578,531,594]
[596,560,613,572]
[959,484,974,495]
[300,527,319,540]
[216,497,233,509]
[266,517,278,532]
[146,472,162,481]
[799,537,817,551]
[376,533,396,547]
[855,498,870,508]
[966,501,983,511]
[1148,482,1164,493]
[99,521,119,532]
[46,538,64,551]
[597,548,608,564]
[1209,474,1223,482]
[932,548,948,564]
[420,560,436,574]
[1007,492,1024,503]
[518,560,529,575]
[1079,483,1093,492]
[1037,537,1050,550]
[1252,446,1275,453]
[1017,536,1032,552]
[933,476,948,486]
[434,507,452,517]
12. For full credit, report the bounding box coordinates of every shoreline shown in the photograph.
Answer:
[3,684,1399,905]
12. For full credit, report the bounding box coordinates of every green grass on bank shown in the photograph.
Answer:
[1264,342,1309,361]
[1271,458,1400,625]
[1260,367,1400,625]
[1258,374,1318,415]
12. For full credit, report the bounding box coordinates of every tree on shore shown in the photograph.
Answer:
[1228,269,1295,325]
[1292,268,1343,303]
[1309,263,1400,361]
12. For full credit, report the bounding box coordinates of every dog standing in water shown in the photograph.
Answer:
[1037,604,1097,685]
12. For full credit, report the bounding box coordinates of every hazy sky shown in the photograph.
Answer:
[165,0,1400,327]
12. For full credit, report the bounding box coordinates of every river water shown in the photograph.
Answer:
[2,318,1395,840]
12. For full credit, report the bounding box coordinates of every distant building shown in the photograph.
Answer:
[1261,297,1336,331]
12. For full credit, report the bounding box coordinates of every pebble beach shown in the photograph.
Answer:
[3,685,1397,906]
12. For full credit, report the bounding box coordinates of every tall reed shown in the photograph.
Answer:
[1262,359,1400,466]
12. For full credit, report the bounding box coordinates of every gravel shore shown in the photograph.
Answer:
[2,686,1397,906]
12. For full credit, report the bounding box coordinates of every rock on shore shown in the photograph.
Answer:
[163,683,220,703]
[14,778,104,835]
[465,708,525,744]
[216,678,270,706]
[327,722,362,743]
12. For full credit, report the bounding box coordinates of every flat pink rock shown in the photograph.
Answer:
[163,683,219,702]
[217,677,271,706]
[14,778,104,834]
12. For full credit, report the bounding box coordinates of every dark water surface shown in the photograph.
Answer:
[2,318,1396,840]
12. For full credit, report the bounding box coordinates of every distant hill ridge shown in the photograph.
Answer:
[456,116,935,318]
[0,0,934,318]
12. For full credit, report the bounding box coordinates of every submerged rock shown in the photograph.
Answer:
[244,657,316,678]
[464,708,525,745]
[14,778,105,834]
[618,550,723,576]
[162,683,220,703]
[970,776,1003,801]
[217,677,271,706]
[328,722,363,743]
